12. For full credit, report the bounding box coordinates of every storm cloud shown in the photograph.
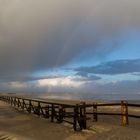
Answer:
[1,0,140,80]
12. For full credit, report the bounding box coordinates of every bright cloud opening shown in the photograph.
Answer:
[38,76,84,87]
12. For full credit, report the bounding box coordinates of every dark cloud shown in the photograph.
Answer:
[0,75,62,82]
[72,75,101,82]
[75,72,89,77]
[74,72,101,81]
[0,0,140,82]
[75,58,140,75]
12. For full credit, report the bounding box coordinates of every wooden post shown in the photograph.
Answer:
[8,97,10,103]
[33,102,40,116]
[12,97,14,106]
[79,102,87,129]
[14,98,16,107]
[27,100,32,113]
[51,104,55,122]
[73,104,79,131]
[17,99,20,108]
[22,99,25,110]
[15,98,18,107]
[18,99,22,108]
[82,102,87,129]
[57,105,65,123]
[9,97,11,104]
[10,97,13,106]
[37,102,41,116]
[45,105,50,118]
[121,101,129,126]
[93,103,98,122]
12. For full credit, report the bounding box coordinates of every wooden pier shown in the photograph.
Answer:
[0,95,140,131]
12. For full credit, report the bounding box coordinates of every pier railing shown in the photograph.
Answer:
[0,96,87,131]
[0,95,140,131]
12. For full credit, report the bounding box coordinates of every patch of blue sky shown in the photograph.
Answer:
[66,58,101,68]
[106,30,140,61]
[66,38,124,68]
[32,67,74,77]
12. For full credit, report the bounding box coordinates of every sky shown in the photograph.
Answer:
[0,0,140,100]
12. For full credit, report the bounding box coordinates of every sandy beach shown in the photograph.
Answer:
[0,100,140,140]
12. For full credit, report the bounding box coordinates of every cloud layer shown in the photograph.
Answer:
[76,58,140,75]
[1,0,140,79]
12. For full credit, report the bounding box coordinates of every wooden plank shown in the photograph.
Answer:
[62,119,74,125]
[97,103,121,106]
[128,114,140,118]
[127,104,140,107]
[87,112,122,115]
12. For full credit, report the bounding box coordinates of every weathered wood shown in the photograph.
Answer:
[51,104,55,122]
[93,103,98,122]
[62,119,74,124]
[128,114,140,118]
[97,103,120,106]
[127,103,140,107]
[34,102,41,116]
[57,106,65,123]
[121,101,129,126]
[27,100,32,113]
[87,112,122,115]
[44,105,50,118]
[73,104,79,131]
[79,102,87,129]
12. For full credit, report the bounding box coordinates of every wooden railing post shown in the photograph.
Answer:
[14,98,16,107]
[51,104,55,122]
[93,103,98,122]
[57,105,65,123]
[45,105,50,118]
[38,102,41,116]
[27,100,32,113]
[22,99,24,109]
[17,99,20,108]
[79,102,87,129]
[33,102,40,116]
[8,97,10,103]
[73,104,79,131]
[10,97,13,106]
[121,101,129,126]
